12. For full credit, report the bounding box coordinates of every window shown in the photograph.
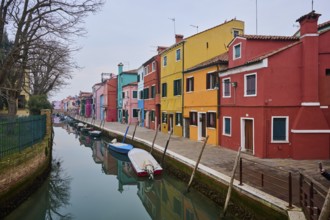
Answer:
[223,117,231,136]
[132,109,139,118]
[326,69,330,76]
[151,85,156,98]
[233,29,240,38]
[18,95,26,109]
[175,113,182,126]
[122,92,125,98]
[234,43,241,59]
[207,112,216,128]
[163,56,167,66]
[206,72,217,89]
[176,49,181,61]
[173,79,182,96]
[132,91,137,99]
[152,61,156,72]
[139,90,144,99]
[223,78,231,97]
[272,117,288,142]
[162,83,167,97]
[186,77,194,92]
[145,66,149,75]
[244,73,257,96]
[137,74,140,82]
[189,112,197,126]
[144,87,149,99]
[150,110,155,121]
[162,112,167,123]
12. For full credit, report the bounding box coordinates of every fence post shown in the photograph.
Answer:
[288,172,292,208]
[309,181,314,217]
[261,173,264,187]
[239,157,243,186]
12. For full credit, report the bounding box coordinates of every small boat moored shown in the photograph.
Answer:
[128,148,162,179]
[108,140,133,154]
[88,130,102,138]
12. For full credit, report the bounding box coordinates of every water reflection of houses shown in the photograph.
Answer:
[91,140,104,164]
[137,178,216,220]
[102,147,137,193]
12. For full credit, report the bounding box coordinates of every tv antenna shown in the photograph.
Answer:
[169,17,176,35]
[190,25,199,33]
[312,0,314,10]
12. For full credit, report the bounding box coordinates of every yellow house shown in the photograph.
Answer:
[160,35,184,136]
[183,54,228,145]
[161,19,244,138]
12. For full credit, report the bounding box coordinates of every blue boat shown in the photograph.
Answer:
[108,142,133,154]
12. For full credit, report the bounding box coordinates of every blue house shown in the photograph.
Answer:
[137,66,145,127]
[117,63,138,123]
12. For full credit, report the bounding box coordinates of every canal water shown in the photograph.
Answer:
[4,121,239,220]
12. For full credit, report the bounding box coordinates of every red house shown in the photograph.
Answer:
[143,46,167,130]
[105,74,118,122]
[218,11,330,159]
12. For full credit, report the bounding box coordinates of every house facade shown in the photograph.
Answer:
[117,63,138,123]
[218,11,330,159]
[183,54,228,145]
[182,19,244,145]
[105,74,118,122]
[122,83,138,124]
[143,47,165,130]
[137,66,145,126]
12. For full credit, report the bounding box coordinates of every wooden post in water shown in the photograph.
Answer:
[186,135,209,192]
[131,121,139,140]
[150,124,160,154]
[223,147,241,217]
[161,129,173,166]
[122,125,130,143]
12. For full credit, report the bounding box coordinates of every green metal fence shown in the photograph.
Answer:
[0,115,46,158]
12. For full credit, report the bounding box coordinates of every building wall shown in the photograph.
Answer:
[160,43,184,136]
[122,84,138,124]
[95,84,105,120]
[137,66,144,126]
[184,19,244,69]
[106,77,118,122]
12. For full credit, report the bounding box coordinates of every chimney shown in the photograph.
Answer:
[175,34,184,43]
[157,46,167,54]
[118,62,123,74]
[296,11,321,103]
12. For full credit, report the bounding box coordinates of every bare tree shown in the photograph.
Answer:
[0,0,104,86]
[25,40,78,96]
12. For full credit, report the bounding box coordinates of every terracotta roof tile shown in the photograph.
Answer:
[242,34,299,41]
[185,52,228,73]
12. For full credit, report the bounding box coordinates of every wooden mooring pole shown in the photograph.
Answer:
[131,121,139,140]
[186,136,209,192]
[150,124,160,154]
[122,125,130,143]
[223,147,241,217]
[161,129,173,166]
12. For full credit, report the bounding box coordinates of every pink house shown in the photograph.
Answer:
[218,11,330,159]
[122,82,138,124]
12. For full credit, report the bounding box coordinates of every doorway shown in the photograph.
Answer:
[198,113,206,140]
[168,114,173,132]
[241,118,254,154]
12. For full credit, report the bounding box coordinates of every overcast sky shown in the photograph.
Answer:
[51,0,330,101]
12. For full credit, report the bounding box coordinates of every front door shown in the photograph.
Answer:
[244,119,254,153]
[184,118,190,138]
[198,113,206,140]
[168,114,173,132]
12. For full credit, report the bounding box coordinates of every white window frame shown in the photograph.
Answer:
[222,78,231,98]
[233,43,241,60]
[186,76,194,93]
[176,48,181,61]
[244,73,257,97]
[152,61,156,72]
[271,116,289,143]
[223,116,232,136]
[163,56,167,67]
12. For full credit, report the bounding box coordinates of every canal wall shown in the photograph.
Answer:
[76,117,299,219]
[0,110,53,218]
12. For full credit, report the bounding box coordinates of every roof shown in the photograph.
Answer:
[120,69,138,75]
[184,52,228,73]
[220,41,302,73]
[160,18,244,55]
[241,35,299,41]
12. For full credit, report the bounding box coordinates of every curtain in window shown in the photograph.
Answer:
[273,118,286,140]
[246,75,256,95]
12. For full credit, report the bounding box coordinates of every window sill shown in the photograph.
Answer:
[222,133,232,137]
[271,141,289,144]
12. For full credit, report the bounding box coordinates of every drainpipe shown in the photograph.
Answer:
[182,41,185,136]
[217,64,220,146]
